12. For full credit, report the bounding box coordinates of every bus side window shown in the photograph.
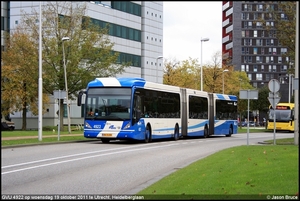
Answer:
[133,94,142,122]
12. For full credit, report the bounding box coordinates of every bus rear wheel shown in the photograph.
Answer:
[173,125,179,141]
[226,127,233,137]
[203,126,209,138]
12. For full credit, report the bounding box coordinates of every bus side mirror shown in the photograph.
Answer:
[77,90,86,106]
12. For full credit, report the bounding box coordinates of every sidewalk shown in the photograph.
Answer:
[1,133,83,141]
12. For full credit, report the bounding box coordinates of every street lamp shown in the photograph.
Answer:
[62,36,71,133]
[222,69,229,94]
[200,38,209,91]
[156,56,163,83]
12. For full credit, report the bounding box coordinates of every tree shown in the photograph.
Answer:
[1,28,50,130]
[3,2,129,131]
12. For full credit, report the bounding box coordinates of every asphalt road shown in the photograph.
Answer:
[1,132,294,195]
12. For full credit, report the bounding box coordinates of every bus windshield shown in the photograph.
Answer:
[85,88,131,120]
[268,109,292,122]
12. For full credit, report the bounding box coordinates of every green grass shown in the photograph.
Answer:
[137,145,299,199]
[1,127,94,147]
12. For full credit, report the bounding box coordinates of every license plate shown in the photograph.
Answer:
[276,127,281,129]
[102,133,112,137]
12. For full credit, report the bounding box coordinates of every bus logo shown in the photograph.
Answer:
[109,125,116,129]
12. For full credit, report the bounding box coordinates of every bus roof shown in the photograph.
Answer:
[269,102,295,109]
[86,77,237,99]
[88,77,146,88]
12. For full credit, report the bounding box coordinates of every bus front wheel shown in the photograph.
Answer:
[144,125,152,143]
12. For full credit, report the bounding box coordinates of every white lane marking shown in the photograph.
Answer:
[3,141,204,175]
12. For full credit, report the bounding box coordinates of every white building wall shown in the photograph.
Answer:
[5,1,163,130]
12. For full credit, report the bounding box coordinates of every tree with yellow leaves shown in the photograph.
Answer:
[1,29,50,130]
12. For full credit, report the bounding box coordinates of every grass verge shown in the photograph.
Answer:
[137,144,299,199]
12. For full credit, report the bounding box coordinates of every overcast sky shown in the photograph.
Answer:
[163,1,222,64]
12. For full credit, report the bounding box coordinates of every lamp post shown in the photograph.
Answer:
[156,56,163,83]
[62,36,71,133]
[200,38,209,91]
[222,69,229,94]
[38,1,42,141]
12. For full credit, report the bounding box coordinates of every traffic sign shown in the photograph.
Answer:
[268,79,280,92]
[268,92,281,108]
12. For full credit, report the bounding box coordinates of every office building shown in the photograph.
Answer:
[222,1,294,102]
[1,1,163,129]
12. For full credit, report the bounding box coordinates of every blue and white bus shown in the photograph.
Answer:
[77,77,238,143]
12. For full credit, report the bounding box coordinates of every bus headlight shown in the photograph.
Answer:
[124,122,131,129]
[85,122,92,129]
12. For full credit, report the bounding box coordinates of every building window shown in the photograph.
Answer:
[256,73,262,80]
[261,65,264,72]
[256,21,262,28]
[281,65,287,72]
[246,30,250,37]
[253,48,257,55]
[269,48,272,54]
[246,65,249,72]
[281,48,287,54]
[241,65,245,71]
[256,56,262,63]
[253,30,257,37]
[253,65,258,72]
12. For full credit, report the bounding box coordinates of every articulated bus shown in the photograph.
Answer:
[267,103,295,132]
[77,77,238,143]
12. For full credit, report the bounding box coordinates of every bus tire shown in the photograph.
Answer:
[173,125,179,141]
[226,126,233,137]
[101,138,110,143]
[203,126,209,138]
[144,125,152,143]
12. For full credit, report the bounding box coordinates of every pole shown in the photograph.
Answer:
[38,1,43,141]
[222,72,225,94]
[200,38,209,91]
[58,90,60,141]
[294,2,299,145]
[288,74,291,103]
[62,39,71,133]
[201,40,203,91]
[273,96,276,145]
[247,90,249,146]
